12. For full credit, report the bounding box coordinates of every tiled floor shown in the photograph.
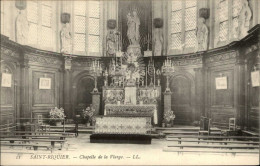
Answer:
[1,134,259,165]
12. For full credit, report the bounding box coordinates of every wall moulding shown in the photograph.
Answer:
[205,51,238,64]
[24,54,63,67]
[1,47,20,59]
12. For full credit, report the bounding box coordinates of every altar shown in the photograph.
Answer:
[90,9,162,144]
[104,104,158,124]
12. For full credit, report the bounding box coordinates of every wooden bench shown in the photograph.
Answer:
[0,131,75,137]
[166,138,260,145]
[166,144,259,150]
[166,135,259,140]
[1,143,53,151]
[0,138,66,150]
[0,135,66,140]
[163,148,260,155]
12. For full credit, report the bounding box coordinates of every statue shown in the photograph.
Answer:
[106,30,117,56]
[16,10,29,45]
[195,17,208,52]
[127,10,140,45]
[153,28,163,56]
[238,0,252,39]
[60,23,72,54]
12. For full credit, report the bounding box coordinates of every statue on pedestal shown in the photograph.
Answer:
[16,10,29,45]
[153,28,163,56]
[60,23,72,54]
[195,17,208,52]
[238,0,252,39]
[106,30,117,56]
[127,10,140,46]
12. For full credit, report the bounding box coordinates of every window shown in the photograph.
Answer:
[169,0,197,54]
[1,1,5,35]
[215,0,244,46]
[27,1,56,50]
[217,0,229,42]
[1,1,11,37]
[73,0,102,56]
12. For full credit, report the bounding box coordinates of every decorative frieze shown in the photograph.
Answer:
[205,51,237,63]
[245,43,259,55]
[1,47,20,59]
[24,54,62,66]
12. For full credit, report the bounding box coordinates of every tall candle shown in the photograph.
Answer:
[146,67,148,87]
[153,68,155,88]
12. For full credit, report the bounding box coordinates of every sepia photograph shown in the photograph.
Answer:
[0,0,259,165]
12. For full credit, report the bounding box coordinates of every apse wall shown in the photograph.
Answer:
[1,1,260,55]
[1,25,259,132]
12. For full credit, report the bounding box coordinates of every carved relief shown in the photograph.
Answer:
[25,54,62,66]
[206,52,237,63]
[1,47,19,59]
[172,58,202,66]
[15,10,29,45]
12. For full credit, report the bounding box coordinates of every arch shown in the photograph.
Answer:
[72,71,95,115]
[169,71,195,125]
[72,70,94,87]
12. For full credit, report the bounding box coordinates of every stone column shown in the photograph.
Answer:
[21,60,30,119]
[91,92,101,116]
[194,67,204,121]
[163,91,172,126]
[64,57,72,118]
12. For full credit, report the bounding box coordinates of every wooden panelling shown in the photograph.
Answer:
[205,51,238,129]
[32,71,55,106]
[211,69,234,107]
[0,39,21,130]
[170,75,193,125]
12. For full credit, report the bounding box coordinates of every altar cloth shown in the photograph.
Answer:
[104,104,158,124]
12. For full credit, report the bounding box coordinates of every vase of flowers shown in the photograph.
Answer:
[163,110,175,127]
[49,107,66,126]
[82,106,95,126]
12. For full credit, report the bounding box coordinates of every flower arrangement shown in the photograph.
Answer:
[82,106,95,124]
[49,107,66,123]
[163,110,175,124]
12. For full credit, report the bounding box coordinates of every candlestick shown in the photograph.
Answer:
[153,68,155,88]
[146,67,148,88]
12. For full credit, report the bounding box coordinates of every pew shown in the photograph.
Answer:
[166,144,259,150]
[163,148,260,155]
[166,138,260,145]
[0,135,66,140]
[0,131,75,137]
[1,143,53,152]
[0,138,66,150]
[166,135,259,140]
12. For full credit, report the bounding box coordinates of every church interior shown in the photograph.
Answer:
[0,0,259,165]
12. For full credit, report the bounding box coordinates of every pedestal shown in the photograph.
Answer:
[127,45,142,57]
[163,91,172,125]
[91,92,101,116]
